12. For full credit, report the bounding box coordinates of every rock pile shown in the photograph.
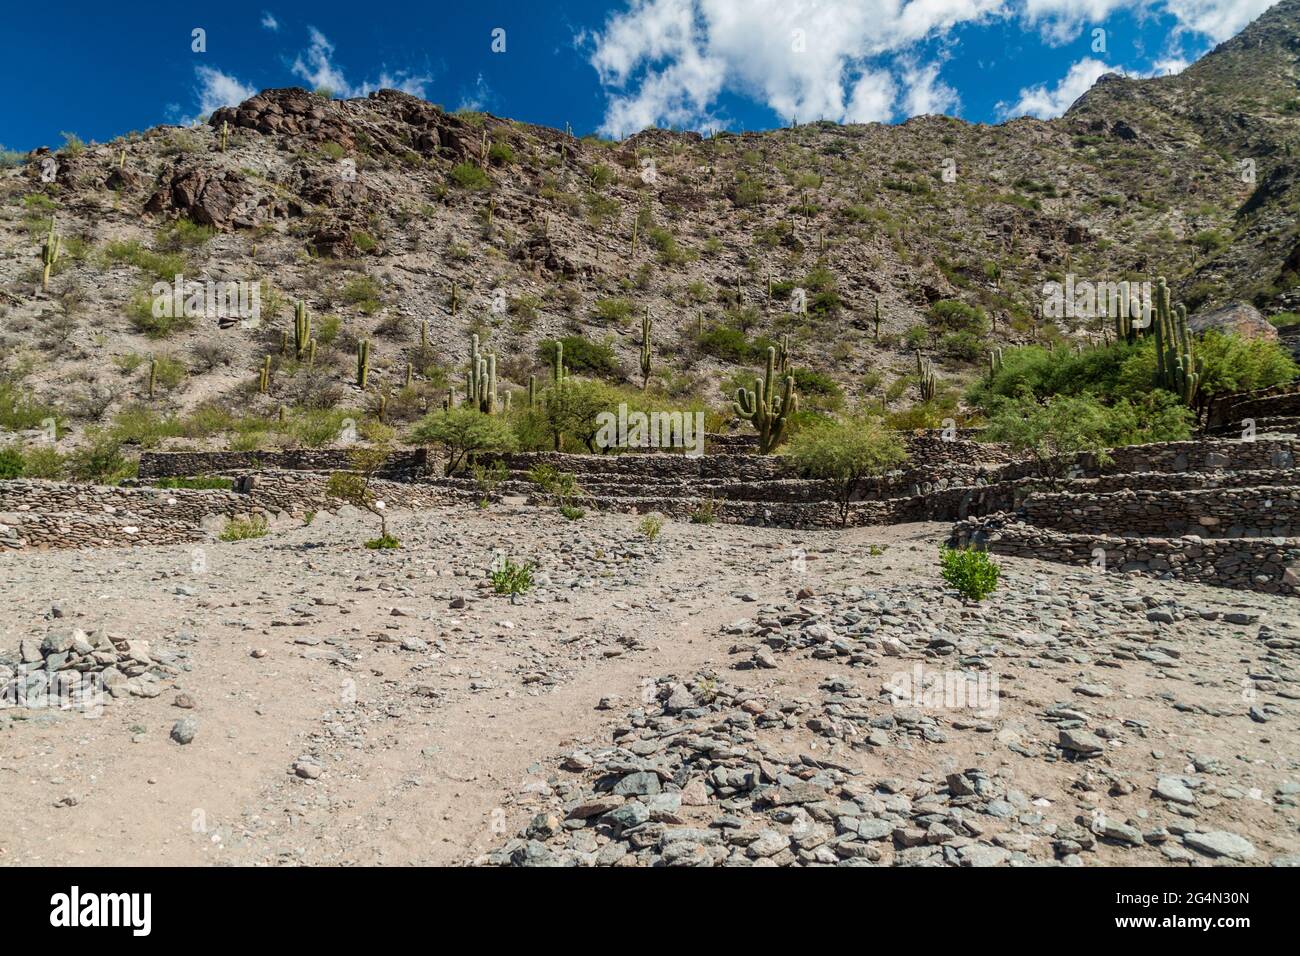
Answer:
[0,627,186,712]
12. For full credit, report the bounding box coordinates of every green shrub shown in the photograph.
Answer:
[19,446,66,479]
[559,504,586,521]
[939,546,1000,601]
[450,162,491,190]
[689,499,719,524]
[219,515,269,541]
[592,298,634,324]
[981,392,1191,476]
[66,434,133,484]
[491,557,534,595]
[638,513,663,542]
[154,476,234,490]
[928,299,988,334]
[539,336,620,377]
[0,447,24,479]
[365,533,402,549]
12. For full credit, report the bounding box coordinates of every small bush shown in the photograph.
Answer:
[219,515,269,541]
[491,557,534,595]
[365,533,402,549]
[559,504,586,521]
[0,447,23,479]
[450,162,491,191]
[154,476,234,490]
[939,546,1000,601]
[638,514,663,542]
[689,498,719,524]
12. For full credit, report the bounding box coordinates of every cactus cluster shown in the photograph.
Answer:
[356,339,371,390]
[1152,276,1199,404]
[916,351,937,402]
[293,300,312,361]
[774,333,791,377]
[988,347,1004,377]
[640,310,653,389]
[41,219,62,291]
[733,346,798,454]
[467,333,499,413]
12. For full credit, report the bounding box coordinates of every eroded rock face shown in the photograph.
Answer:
[208,86,479,164]
[144,165,286,230]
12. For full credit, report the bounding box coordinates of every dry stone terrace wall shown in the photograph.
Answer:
[1021,487,1300,538]
[1082,437,1299,475]
[0,474,455,551]
[951,514,1300,596]
[137,448,430,479]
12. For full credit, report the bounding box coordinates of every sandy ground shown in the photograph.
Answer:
[0,503,1296,866]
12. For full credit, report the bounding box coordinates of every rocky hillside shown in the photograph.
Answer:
[2,0,1299,452]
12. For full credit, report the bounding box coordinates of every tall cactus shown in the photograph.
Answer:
[467,333,498,413]
[774,333,791,377]
[1152,277,1199,405]
[552,340,568,388]
[640,310,653,390]
[733,346,799,454]
[356,339,371,390]
[988,347,1004,378]
[148,357,157,398]
[41,219,62,291]
[293,300,311,360]
[916,350,937,402]
[528,374,537,408]
[872,295,882,339]
[259,355,271,394]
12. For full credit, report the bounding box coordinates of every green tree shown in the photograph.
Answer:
[785,416,907,526]
[412,407,517,476]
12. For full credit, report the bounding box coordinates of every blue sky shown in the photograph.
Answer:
[0,0,1278,151]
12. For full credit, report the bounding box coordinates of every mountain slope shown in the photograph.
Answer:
[1,1,1298,452]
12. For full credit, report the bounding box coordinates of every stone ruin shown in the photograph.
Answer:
[1,428,1298,596]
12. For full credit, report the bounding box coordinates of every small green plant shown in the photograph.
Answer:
[154,476,234,490]
[450,162,491,191]
[365,533,402,549]
[219,515,269,541]
[638,513,664,542]
[689,498,719,524]
[559,504,586,521]
[939,546,1000,601]
[491,557,534,595]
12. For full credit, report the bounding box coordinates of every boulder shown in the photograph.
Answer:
[1188,302,1278,341]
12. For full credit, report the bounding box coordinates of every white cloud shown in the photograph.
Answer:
[457,74,493,112]
[1150,55,1189,75]
[1000,56,1115,118]
[1162,0,1277,42]
[583,0,1280,135]
[187,65,258,124]
[899,59,960,117]
[261,11,280,32]
[291,27,432,99]
[585,0,1003,136]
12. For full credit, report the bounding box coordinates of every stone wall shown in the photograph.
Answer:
[1021,486,1300,538]
[951,513,1300,596]
[0,473,455,551]
[137,448,430,479]
[1085,438,1299,475]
